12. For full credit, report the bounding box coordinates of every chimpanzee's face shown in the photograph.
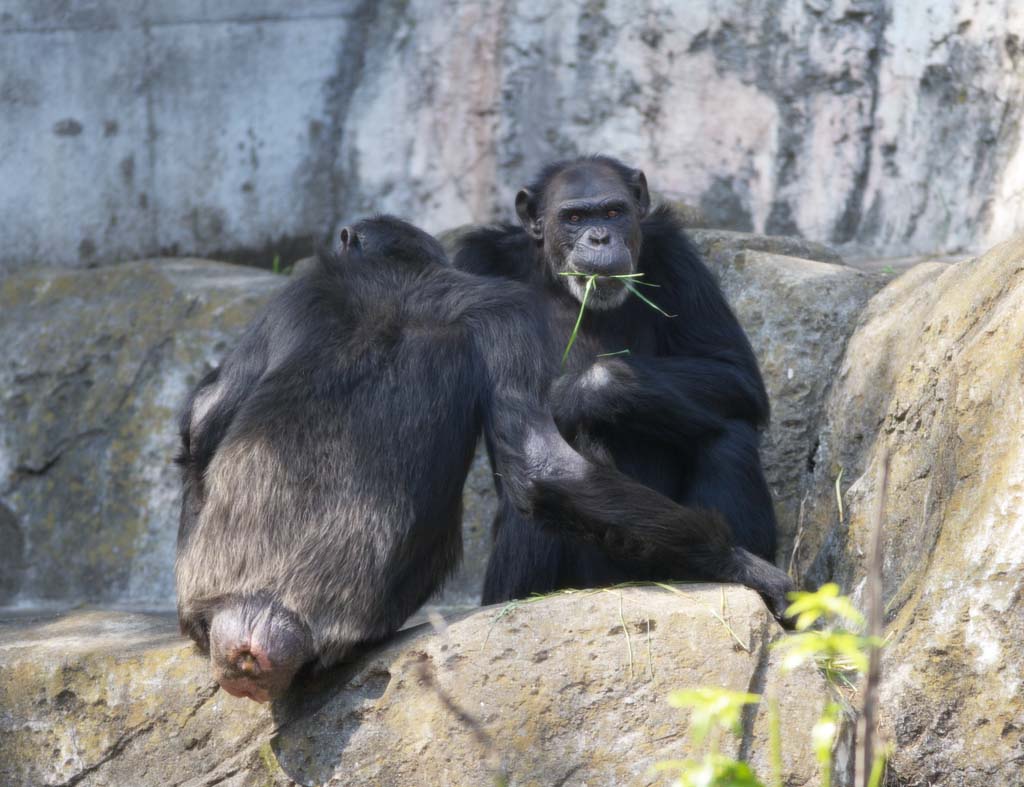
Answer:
[518,163,649,310]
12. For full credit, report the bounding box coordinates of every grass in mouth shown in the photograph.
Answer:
[558,271,676,363]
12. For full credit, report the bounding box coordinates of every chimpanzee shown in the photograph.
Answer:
[453,155,784,606]
[176,215,791,702]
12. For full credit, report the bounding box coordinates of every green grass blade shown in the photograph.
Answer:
[558,271,645,279]
[625,282,676,317]
[561,275,595,365]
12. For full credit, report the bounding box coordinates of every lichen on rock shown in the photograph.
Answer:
[0,586,837,787]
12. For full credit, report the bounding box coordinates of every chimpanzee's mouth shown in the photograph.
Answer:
[562,270,632,310]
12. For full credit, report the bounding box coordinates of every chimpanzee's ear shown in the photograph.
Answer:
[339,227,361,254]
[515,189,544,240]
[630,169,650,218]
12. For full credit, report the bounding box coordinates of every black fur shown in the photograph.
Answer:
[454,159,787,616]
[176,215,776,698]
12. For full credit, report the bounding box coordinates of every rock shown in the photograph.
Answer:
[691,228,845,266]
[437,224,480,259]
[0,610,270,787]
[290,256,318,276]
[797,237,1024,785]
[698,242,886,559]
[652,196,711,229]
[0,586,841,787]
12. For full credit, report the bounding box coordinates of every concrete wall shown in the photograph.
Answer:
[2,0,1023,273]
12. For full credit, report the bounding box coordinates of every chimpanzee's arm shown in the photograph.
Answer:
[550,352,767,446]
[472,296,792,620]
[483,397,792,620]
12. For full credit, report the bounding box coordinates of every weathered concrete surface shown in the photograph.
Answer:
[3,1,1023,273]
[0,586,839,787]
[797,237,1024,785]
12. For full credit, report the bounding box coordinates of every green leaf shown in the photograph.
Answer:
[812,704,839,760]
[668,688,761,743]
[625,281,677,317]
[652,754,767,787]
[784,583,865,630]
[773,629,883,675]
[561,275,595,365]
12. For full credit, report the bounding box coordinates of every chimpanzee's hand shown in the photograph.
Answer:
[550,358,632,440]
[729,548,796,628]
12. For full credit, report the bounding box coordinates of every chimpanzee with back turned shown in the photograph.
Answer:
[175,215,791,703]
[454,155,786,608]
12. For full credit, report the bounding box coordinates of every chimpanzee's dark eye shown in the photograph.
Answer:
[569,214,581,223]
[607,209,619,218]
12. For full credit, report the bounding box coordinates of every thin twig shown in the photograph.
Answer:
[619,592,635,679]
[835,467,846,525]
[707,587,751,653]
[857,451,889,785]
[788,493,809,578]
[558,271,674,363]
[646,617,655,680]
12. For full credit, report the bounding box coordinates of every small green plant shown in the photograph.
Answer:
[774,583,883,677]
[557,271,674,363]
[270,254,292,275]
[651,688,764,787]
[653,584,888,787]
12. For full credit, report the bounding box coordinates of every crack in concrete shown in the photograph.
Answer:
[56,722,156,787]
[736,615,776,764]
[8,427,107,484]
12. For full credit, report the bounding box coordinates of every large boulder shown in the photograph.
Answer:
[797,237,1024,785]
[0,585,840,787]
[694,233,887,559]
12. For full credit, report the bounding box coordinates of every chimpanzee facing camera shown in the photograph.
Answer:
[454,155,787,608]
